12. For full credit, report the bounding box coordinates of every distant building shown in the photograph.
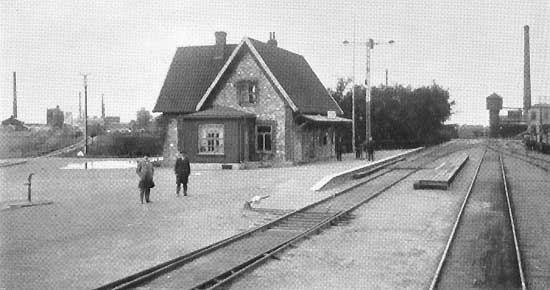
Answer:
[1,115,28,131]
[486,93,528,138]
[458,125,487,139]
[527,103,550,144]
[64,112,73,126]
[47,105,64,128]
[104,116,121,128]
[500,109,523,125]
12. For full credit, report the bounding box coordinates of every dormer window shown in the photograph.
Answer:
[236,80,258,105]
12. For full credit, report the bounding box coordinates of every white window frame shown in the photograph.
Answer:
[237,80,259,105]
[256,124,272,153]
[198,124,224,155]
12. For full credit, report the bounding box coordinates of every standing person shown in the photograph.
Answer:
[366,137,375,161]
[174,151,191,196]
[136,154,155,203]
[335,136,343,161]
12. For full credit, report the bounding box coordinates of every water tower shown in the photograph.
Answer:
[486,93,503,137]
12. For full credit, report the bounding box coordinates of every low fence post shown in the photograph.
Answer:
[24,173,34,202]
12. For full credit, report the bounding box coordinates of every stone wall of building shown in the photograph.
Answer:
[162,116,179,166]
[211,51,287,161]
[291,125,335,163]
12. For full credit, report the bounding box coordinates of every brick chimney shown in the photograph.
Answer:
[214,31,227,60]
[267,32,278,47]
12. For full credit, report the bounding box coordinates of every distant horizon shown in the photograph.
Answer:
[2,1,548,126]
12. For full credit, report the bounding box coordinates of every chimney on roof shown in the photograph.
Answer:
[267,32,278,47]
[214,31,227,60]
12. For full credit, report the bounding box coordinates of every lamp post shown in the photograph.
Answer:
[366,39,395,143]
[344,38,394,145]
[342,40,357,155]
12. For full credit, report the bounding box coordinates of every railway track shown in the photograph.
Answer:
[429,147,526,290]
[496,141,550,289]
[492,140,550,172]
[96,142,472,290]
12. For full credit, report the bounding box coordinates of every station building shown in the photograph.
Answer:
[153,32,350,166]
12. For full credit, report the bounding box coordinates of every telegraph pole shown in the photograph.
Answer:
[79,92,82,120]
[366,39,373,143]
[101,94,105,120]
[13,72,17,118]
[80,74,89,155]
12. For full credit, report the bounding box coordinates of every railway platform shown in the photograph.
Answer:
[413,152,469,190]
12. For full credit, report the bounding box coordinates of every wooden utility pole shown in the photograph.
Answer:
[79,92,82,120]
[80,74,89,155]
[13,72,17,118]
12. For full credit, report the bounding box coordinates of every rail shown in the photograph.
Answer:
[96,160,397,290]
[428,148,486,290]
[97,143,466,290]
[499,152,527,290]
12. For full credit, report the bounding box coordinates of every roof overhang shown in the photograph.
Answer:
[299,114,352,124]
[182,106,256,120]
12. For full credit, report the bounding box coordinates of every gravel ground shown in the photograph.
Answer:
[503,152,550,289]
[230,145,485,290]
[0,150,402,289]
[436,149,519,290]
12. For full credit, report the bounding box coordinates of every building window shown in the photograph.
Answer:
[237,81,258,105]
[319,130,328,146]
[256,125,272,152]
[531,111,537,121]
[544,110,549,121]
[198,124,224,154]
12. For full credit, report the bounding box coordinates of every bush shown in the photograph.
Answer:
[87,133,163,157]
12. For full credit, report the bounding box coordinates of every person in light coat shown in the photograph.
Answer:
[136,154,155,203]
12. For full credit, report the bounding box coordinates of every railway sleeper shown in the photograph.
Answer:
[274,224,321,229]
[287,219,327,223]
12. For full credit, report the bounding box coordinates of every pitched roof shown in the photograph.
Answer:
[247,38,342,114]
[182,106,256,119]
[153,36,343,115]
[153,45,237,113]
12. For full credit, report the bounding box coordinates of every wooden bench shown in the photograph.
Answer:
[413,153,469,190]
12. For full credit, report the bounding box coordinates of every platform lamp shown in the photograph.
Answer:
[344,38,395,145]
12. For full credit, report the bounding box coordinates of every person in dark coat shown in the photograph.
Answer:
[174,151,191,196]
[335,136,343,161]
[136,154,155,203]
[366,137,375,161]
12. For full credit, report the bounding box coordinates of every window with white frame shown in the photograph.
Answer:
[256,125,272,152]
[236,80,259,105]
[198,124,224,154]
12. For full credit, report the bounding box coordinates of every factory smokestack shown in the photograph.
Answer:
[524,25,531,114]
[13,72,17,118]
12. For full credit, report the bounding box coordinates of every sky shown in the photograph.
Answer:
[1,0,549,125]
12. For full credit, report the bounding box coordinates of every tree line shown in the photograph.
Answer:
[329,79,455,151]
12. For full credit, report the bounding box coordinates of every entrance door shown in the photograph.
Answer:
[308,133,316,159]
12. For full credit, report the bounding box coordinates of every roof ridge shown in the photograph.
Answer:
[246,37,304,58]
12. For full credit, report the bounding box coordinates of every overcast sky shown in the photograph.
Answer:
[1,0,549,125]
